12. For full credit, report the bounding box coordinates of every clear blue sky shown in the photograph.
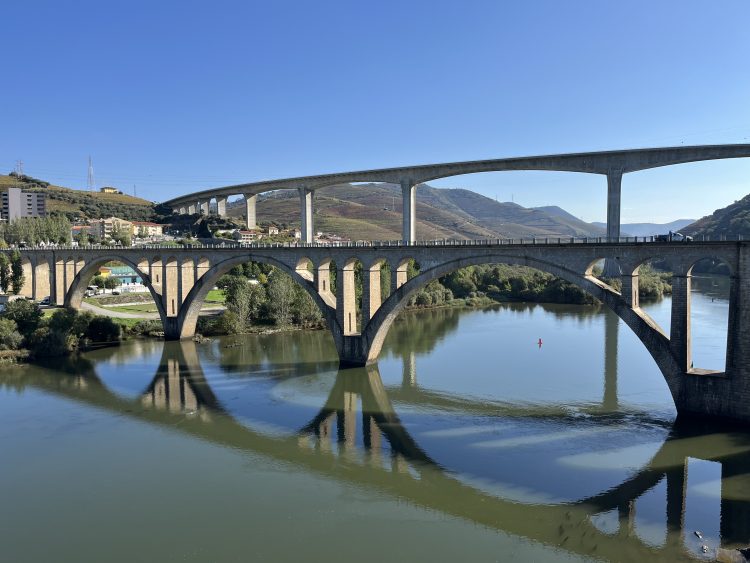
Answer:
[2,1,749,223]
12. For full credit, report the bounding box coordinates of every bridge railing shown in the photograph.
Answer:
[1,234,744,251]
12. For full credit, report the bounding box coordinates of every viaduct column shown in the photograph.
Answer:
[603,169,623,277]
[670,274,692,372]
[606,169,622,242]
[244,194,257,230]
[199,200,210,215]
[178,206,186,215]
[216,196,227,217]
[188,203,197,215]
[299,187,314,243]
[401,180,416,243]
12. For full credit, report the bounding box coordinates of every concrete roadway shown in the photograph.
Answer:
[81,301,225,320]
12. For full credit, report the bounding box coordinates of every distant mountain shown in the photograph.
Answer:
[226,182,607,240]
[590,219,695,237]
[681,194,750,238]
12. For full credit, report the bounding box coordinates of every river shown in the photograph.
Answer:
[1,275,746,562]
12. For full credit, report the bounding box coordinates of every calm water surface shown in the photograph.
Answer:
[1,277,747,562]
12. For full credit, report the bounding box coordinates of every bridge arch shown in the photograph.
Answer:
[176,254,341,347]
[64,256,168,330]
[361,253,683,400]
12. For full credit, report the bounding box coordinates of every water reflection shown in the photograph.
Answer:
[10,338,750,560]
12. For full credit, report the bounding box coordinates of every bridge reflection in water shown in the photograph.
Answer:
[22,335,750,561]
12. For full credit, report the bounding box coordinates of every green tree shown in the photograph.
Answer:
[104,277,122,291]
[0,254,9,293]
[9,251,24,295]
[85,317,121,342]
[267,271,295,326]
[0,318,23,350]
[91,275,106,289]
[75,229,89,245]
[1,299,42,339]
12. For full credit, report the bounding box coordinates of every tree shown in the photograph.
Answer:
[267,271,295,326]
[85,317,121,342]
[75,229,89,245]
[1,299,42,339]
[104,277,121,290]
[293,285,321,327]
[9,251,24,295]
[91,275,106,289]
[0,254,9,293]
[0,318,23,350]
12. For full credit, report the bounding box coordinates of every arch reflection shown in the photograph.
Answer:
[11,338,750,560]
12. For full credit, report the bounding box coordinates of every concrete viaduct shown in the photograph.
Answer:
[7,237,750,421]
[162,144,750,245]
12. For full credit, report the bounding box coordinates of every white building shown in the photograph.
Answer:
[1,187,46,220]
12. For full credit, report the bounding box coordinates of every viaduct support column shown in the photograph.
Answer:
[299,187,314,243]
[336,262,357,335]
[178,206,186,215]
[606,170,622,242]
[188,203,197,215]
[362,265,382,325]
[244,194,257,230]
[603,170,622,277]
[216,196,227,217]
[199,200,210,215]
[670,275,692,372]
[401,180,416,243]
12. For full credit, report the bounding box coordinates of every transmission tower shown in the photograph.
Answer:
[87,156,96,191]
[14,160,24,177]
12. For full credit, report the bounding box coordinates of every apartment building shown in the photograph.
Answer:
[1,187,46,220]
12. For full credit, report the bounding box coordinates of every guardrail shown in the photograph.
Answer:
[0,234,744,251]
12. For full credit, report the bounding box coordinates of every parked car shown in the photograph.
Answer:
[112,290,121,296]
[39,296,50,305]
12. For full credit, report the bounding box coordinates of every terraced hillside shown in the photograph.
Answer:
[226,182,605,240]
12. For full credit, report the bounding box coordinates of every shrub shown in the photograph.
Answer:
[85,317,121,342]
[2,299,43,339]
[0,318,23,350]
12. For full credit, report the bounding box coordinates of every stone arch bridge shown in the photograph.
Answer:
[7,238,750,421]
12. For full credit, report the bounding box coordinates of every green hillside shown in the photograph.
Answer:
[0,174,156,221]
[682,193,750,238]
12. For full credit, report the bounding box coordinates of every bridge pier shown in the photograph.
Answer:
[199,199,209,215]
[336,261,357,335]
[603,170,623,277]
[298,187,314,243]
[361,263,382,325]
[216,196,227,217]
[244,193,257,230]
[401,180,416,243]
[669,275,692,373]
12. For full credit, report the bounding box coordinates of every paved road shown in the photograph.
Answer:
[81,302,224,319]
